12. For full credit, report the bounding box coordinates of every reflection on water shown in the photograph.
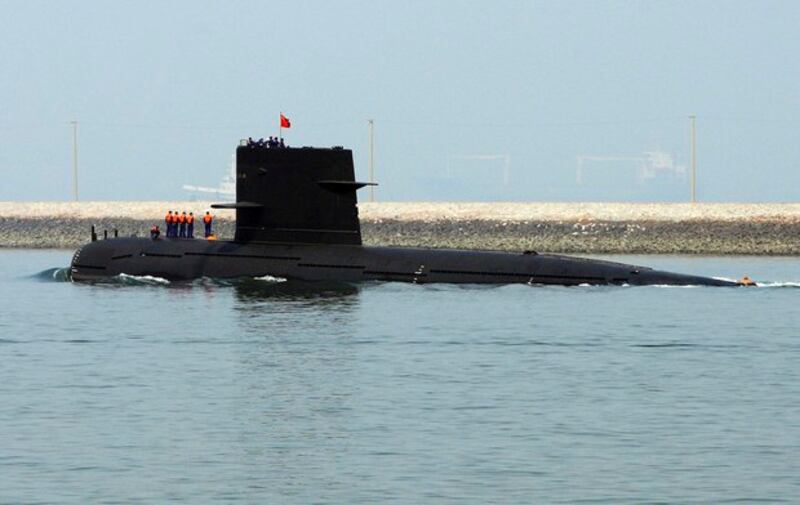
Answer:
[232,279,362,333]
[232,279,362,350]
[229,278,363,493]
[233,278,361,303]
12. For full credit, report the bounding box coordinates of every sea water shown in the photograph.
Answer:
[1,249,799,503]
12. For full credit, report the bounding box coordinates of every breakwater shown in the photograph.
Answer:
[1,202,798,254]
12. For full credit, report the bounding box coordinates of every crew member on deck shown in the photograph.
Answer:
[165,211,173,237]
[187,212,195,238]
[203,211,213,238]
[178,211,187,238]
[150,225,160,240]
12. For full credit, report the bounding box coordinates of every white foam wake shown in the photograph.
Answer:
[754,281,800,288]
[117,273,170,285]
[648,284,701,288]
[253,274,287,283]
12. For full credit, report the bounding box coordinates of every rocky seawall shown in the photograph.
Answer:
[1,202,798,254]
[362,219,800,255]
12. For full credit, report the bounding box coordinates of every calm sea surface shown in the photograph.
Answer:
[1,249,799,504]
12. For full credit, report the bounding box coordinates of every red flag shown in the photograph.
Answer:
[280,113,291,128]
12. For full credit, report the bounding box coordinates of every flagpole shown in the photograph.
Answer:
[279,111,282,141]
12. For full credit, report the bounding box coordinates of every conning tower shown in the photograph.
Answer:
[213,145,374,245]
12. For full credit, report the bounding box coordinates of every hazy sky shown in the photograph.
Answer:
[1,0,798,201]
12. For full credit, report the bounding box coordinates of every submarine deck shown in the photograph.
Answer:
[70,236,737,286]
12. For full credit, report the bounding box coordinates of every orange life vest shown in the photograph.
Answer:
[187,215,194,224]
[165,213,173,223]
[203,214,213,224]
[179,214,187,224]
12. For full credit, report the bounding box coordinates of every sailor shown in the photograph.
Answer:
[187,212,195,238]
[279,137,286,148]
[267,136,275,148]
[178,211,187,238]
[203,211,213,238]
[257,137,265,147]
[150,224,160,240]
[247,137,255,147]
[165,211,173,237]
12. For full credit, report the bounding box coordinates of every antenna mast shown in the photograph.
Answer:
[689,115,696,203]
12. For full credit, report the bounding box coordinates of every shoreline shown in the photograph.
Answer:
[1,202,798,254]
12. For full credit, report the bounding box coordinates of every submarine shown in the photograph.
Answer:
[71,142,742,286]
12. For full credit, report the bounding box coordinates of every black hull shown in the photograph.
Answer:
[70,237,737,286]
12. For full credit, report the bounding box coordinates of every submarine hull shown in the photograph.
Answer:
[70,237,737,286]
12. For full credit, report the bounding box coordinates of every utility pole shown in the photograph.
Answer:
[71,120,79,201]
[689,115,696,203]
[368,119,375,203]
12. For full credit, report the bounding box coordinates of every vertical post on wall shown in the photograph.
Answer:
[368,119,375,203]
[71,120,79,201]
[689,115,696,203]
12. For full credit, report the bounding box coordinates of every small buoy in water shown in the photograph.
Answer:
[738,275,756,286]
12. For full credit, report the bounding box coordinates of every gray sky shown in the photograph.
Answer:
[1,0,798,202]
